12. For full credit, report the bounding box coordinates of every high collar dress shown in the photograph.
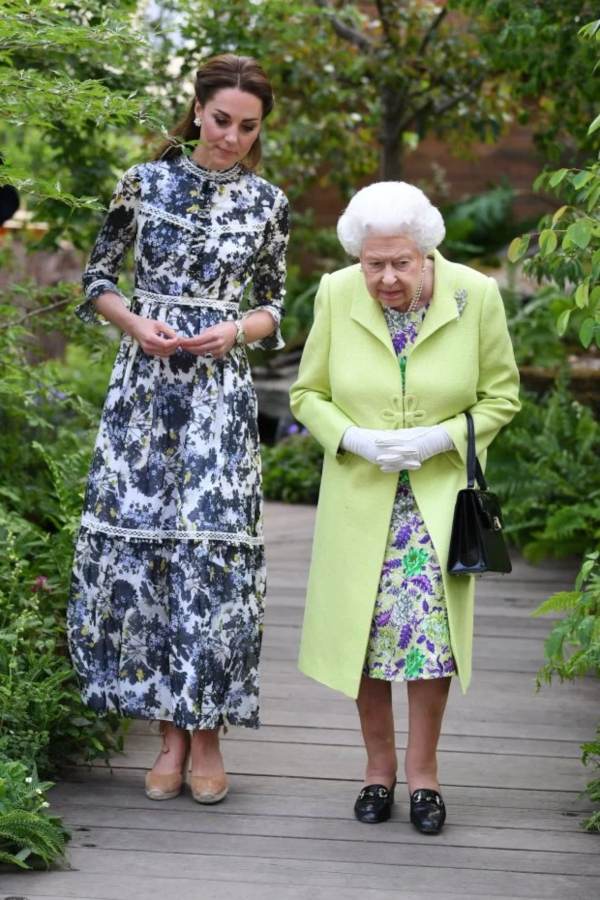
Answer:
[67,153,289,730]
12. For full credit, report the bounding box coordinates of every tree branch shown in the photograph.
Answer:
[431,77,485,119]
[0,296,71,330]
[375,0,399,50]
[314,0,373,53]
[419,7,448,55]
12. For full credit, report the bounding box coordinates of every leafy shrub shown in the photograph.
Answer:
[487,377,600,561]
[442,184,522,262]
[0,293,122,868]
[0,759,69,869]
[503,285,572,369]
[533,551,600,832]
[261,431,323,504]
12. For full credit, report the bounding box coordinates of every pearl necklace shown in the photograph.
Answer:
[406,262,426,313]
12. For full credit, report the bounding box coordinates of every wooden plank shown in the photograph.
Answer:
[1,861,589,900]
[34,826,600,877]
[54,804,598,855]
[127,719,584,759]
[51,781,590,833]
[56,769,591,816]
[18,503,595,900]
[91,740,589,792]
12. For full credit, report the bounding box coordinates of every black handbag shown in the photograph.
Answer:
[447,412,512,575]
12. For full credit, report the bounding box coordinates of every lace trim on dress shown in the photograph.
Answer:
[140,202,197,232]
[180,154,243,184]
[141,202,263,236]
[134,289,239,312]
[80,514,264,546]
[85,278,128,302]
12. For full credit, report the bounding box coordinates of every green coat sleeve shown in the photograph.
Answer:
[441,276,521,466]
[289,273,355,457]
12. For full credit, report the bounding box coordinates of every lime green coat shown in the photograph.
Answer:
[289,251,520,698]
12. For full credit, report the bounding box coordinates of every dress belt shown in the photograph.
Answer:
[122,291,241,386]
[134,288,239,312]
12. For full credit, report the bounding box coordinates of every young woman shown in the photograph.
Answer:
[68,55,289,804]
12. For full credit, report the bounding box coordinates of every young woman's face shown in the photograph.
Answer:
[194,88,262,169]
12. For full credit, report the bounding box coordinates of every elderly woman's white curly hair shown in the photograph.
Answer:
[337,181,446,258]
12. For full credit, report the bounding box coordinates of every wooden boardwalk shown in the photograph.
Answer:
[3,502,599,900]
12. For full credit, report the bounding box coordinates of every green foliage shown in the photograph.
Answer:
[0,0,166,245]
[457,1,599,158]
[442,184,519,261]
[487,378,600,562]
[507,19,600,350]
[535,550,600,684]
[503,286,572,369]
[533,552,600,831]
[581,727,600,832]
[0,759,69,869]
[0,295,121,868]
[261,432,323,504]
[154,0,516,186]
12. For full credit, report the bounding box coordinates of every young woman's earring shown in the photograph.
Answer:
[194,116,202,127]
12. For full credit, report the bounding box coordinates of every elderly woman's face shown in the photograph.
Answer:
[360,234,424,309]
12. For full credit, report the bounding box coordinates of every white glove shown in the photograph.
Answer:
[341,426,421,469]
[375,425,454,473]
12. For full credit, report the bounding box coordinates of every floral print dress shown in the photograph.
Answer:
[363,306,456,682]
[67,153,289,730]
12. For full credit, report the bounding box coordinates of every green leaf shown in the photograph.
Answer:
[574,280,590,308]
[566,219,592,250]
[539,229,558,256]
[549,168,569,188]
[544,627,566,660]
[586,181,600,214]
[571,170,593,189]
[556,308,572,336]
[507,234,529,263]
[588,112,600,135]
[579,317,596,348]
[552,205,569,225]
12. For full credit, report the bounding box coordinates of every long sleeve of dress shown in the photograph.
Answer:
[244,189,289,350]
[76,167,140,326]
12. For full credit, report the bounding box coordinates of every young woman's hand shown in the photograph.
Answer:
[129,316,181,357]
[179,322,238,359]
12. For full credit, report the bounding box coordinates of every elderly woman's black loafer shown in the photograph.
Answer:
[354,780,396,824]
[409,788,446,834]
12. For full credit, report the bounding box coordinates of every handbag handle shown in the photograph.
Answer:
[465,411,488,490]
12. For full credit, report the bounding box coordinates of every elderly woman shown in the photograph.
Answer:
[290,182,520,833]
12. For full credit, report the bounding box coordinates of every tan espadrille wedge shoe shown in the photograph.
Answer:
[144,723,190,801]
[189,772,229,805]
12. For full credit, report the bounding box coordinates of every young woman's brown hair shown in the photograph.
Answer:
[155,54,274,168]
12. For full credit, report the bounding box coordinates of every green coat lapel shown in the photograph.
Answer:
[414,250,461,350]
[349,267,396,363]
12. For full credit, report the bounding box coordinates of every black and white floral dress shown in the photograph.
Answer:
[67,153,289,730]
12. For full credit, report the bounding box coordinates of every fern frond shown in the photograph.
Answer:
[0,848,30,868]
[533,591,581,617]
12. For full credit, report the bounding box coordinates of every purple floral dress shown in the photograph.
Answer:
[363,306,456,682]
